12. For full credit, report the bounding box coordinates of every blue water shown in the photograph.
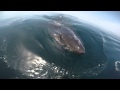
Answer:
[0,13,120,79]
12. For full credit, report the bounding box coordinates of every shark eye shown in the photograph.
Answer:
[59,35,68,47]
[59,35,63,40]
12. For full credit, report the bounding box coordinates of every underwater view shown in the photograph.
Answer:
[0,11,120,79]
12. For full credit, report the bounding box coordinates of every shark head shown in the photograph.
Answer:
[53,32,85,55]
[48,21,85,55]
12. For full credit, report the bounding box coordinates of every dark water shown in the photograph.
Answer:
[0,13,120,79]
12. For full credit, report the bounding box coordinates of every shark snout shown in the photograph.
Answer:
[73,49,85,55]
[72,45,85,55]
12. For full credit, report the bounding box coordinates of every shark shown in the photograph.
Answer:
[47,21,85,55]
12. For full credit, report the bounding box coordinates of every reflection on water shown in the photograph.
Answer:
[0,12,120,79]
[15,44,68,79]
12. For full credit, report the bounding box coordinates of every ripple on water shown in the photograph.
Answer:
[1,13,108,79]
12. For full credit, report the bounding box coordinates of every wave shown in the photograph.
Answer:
[1,13,119,79]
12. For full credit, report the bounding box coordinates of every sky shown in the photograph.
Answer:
[0,11,120,36]
[54,11,120,36]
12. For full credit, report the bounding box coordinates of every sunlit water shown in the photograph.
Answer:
[0,12,120,79]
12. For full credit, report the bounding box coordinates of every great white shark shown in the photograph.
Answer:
[47,21,86,55]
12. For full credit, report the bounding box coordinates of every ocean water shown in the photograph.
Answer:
[0,13,120,79]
